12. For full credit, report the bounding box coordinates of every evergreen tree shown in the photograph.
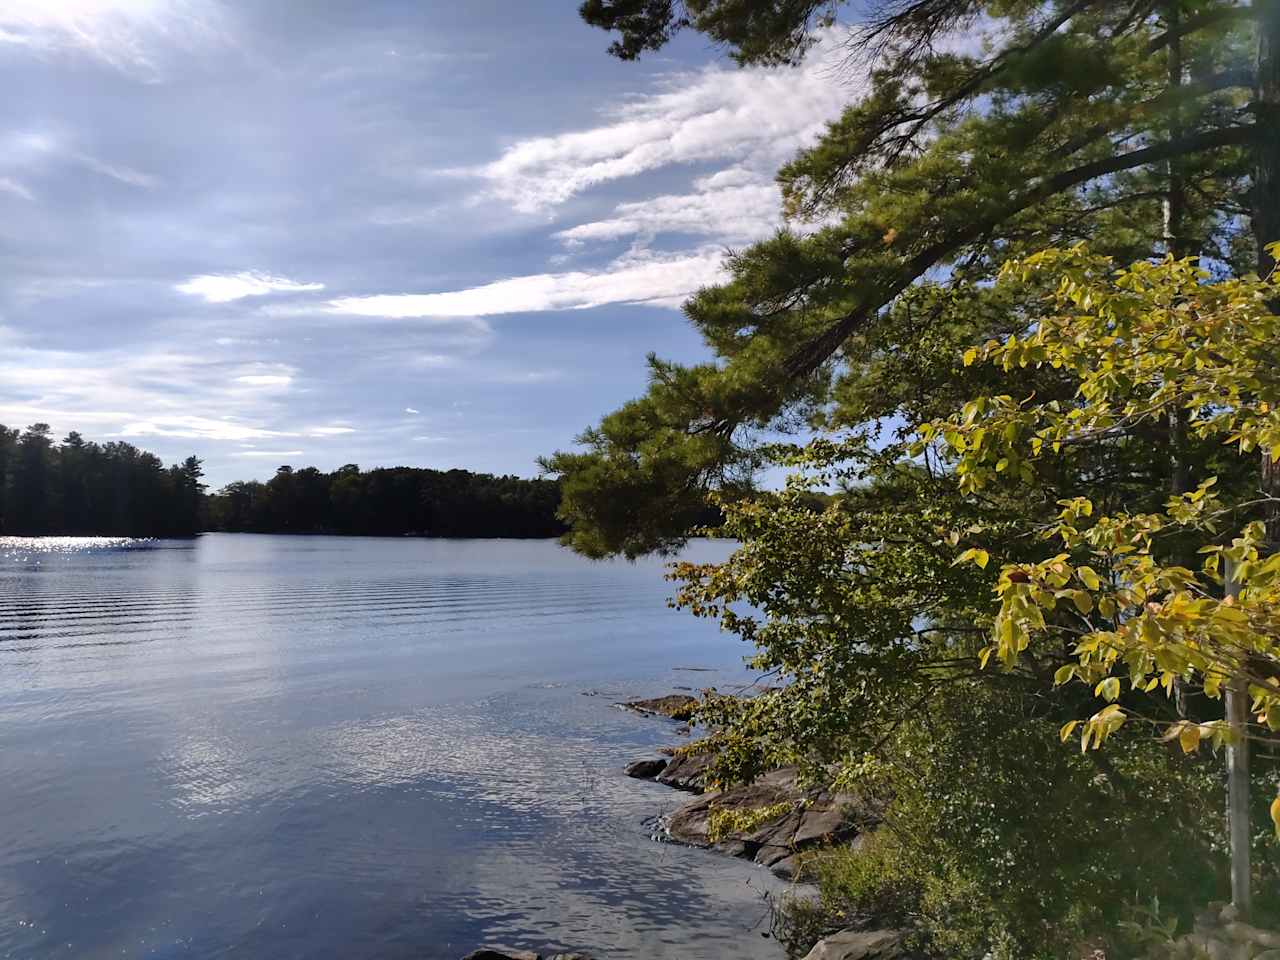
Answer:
[549,0,1279,558]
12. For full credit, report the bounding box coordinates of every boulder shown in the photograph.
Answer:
[461,950,540,960]
[801,929,903,960]
[620,694,698,720]
[655,749,714,792]
[624,758,668,779]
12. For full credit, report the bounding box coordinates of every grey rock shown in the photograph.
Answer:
[801,929,903,960]
[1224,921,1280,948]
[770,855,800,881]
[620,694,698,720]
[655,750,714,792]
[461,950,541,960]
[664,766,858,866]
[754,844,794,867]
[624,758,668,779]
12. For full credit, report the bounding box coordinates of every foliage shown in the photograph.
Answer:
[550,0,1270,558]
[705,799,793,843]
[926,248,1280,790]
[204,463,567,539]
[768,683,1229,959]
[0,423,204,537]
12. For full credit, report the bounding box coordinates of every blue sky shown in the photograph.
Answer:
[0,0,852,487]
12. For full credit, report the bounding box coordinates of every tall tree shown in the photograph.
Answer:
[549,0,1274,558]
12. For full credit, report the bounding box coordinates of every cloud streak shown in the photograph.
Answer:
[177,272,326,303]
[0,0,227,78]
[473,31,850,214]
[325,249,728,318]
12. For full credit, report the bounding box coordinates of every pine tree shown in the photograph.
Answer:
[548,0,1279,558]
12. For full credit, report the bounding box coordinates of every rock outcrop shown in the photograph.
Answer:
[663,765,859,877]
[1146,902,1280,960]
[623,757,668,779]
[619,694,698,721]
[801,930,904,960]
[654,749,713,792]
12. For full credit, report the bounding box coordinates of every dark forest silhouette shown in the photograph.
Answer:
[0,423,566,539]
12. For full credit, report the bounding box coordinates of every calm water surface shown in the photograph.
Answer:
[0,534,784,960]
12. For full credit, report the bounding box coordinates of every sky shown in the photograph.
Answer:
[0,0,857,487]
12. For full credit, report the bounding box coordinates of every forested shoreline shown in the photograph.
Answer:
[203,464,566,538]
[0,424,567,539]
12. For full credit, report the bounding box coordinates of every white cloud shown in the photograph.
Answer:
[404,407,420,414]
[177,271,326,303]
[0,1,226,78]
[235,374,292,387]
[117,416,292,441]
[555,170,782,246]
[234,449,304,458]
[75,152,159,188]
[472,30,852,214]
[0,130,159,194]
[307,425,355,436]
[325,248,728,318]
[0,177,35,201]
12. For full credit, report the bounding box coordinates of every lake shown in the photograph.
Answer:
[0,534,785,960]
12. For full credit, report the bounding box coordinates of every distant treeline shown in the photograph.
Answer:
[0,423,568,539]
[204,464,567,538]
[0,423,205,537]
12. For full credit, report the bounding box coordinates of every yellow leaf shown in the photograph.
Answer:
[1179,724,1201,754]
[1059,720,1080,743]
[963,347,979,367]
[1272,795,1280,840]
[973,549,990,570]
[1095,677,1121,702]
[1077,566,1101,590]
[1071,590,1094,615]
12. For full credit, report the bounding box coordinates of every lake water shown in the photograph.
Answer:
[0,534,786,960]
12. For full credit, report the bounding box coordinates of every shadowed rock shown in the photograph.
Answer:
[654,749,714,792]
[624,757,668,779]
[461,949,541,960]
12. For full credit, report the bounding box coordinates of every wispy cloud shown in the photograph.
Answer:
[404,407,420,414]
[307,425,355,436]
[555,167,781,246]
[472,31,850,214]
[177,271,326,303]
[0,0,227,79]
[326,248,727,318]
[75,152,159,188]
[0,177,36,201]
[117,416,292,441]
[0,129,160,195]
[234,449,304,458]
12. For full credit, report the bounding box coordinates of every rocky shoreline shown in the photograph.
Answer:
[458,692,902,960]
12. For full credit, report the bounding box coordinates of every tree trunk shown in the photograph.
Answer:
[1225,559,1251,917]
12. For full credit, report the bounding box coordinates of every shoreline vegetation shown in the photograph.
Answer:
[0,423,579,540]
[528,2,1280,958]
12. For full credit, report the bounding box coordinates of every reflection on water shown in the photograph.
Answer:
[0,534,781,960]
